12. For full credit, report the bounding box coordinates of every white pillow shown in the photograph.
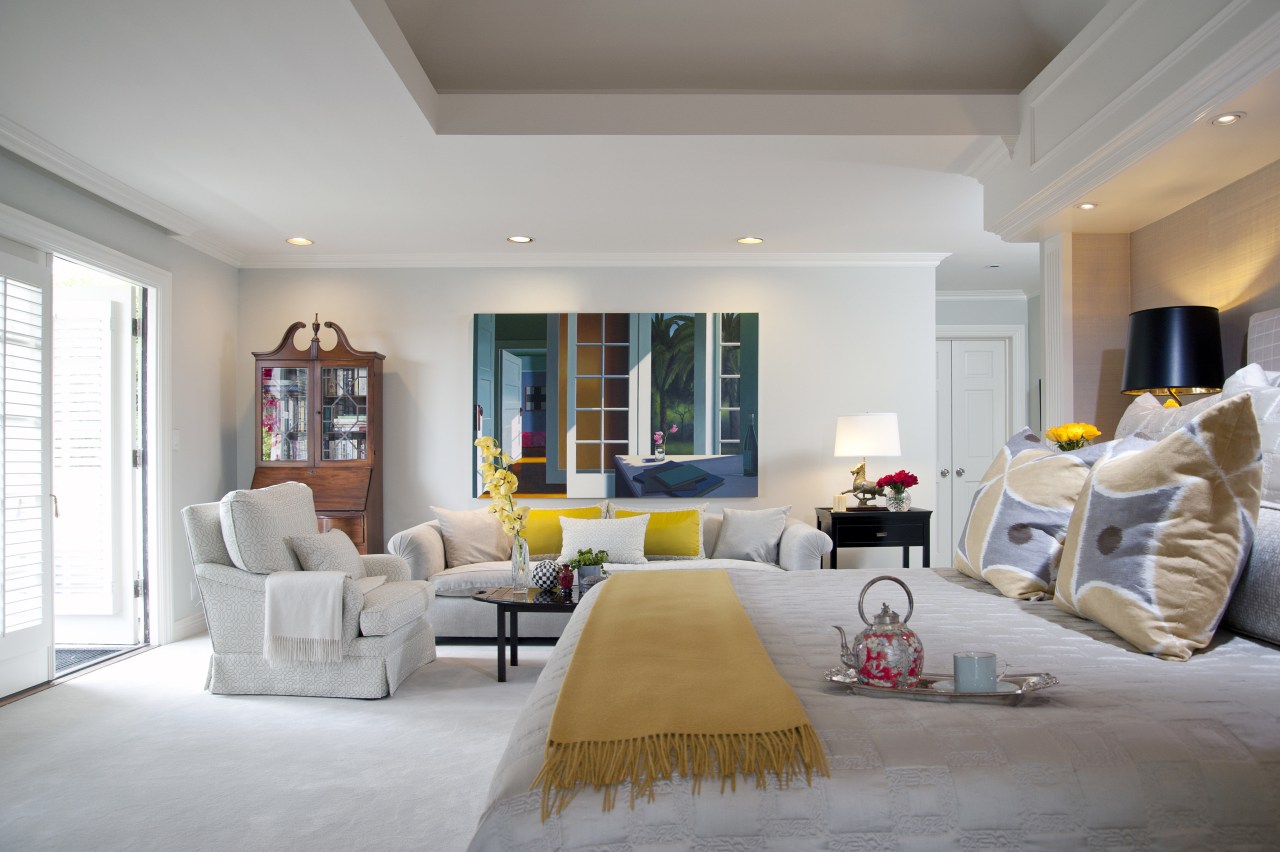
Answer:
[558,515,649,564]
[431,506,512,569]
[287,529,365,579]
[712,506,791,563]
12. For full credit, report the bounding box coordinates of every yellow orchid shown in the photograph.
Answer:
[1045,422,1102,451]
[475,435,526,538]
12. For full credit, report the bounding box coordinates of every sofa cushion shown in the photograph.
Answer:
[1224,501,1280,645]
[712,506,790,563]
[1054,394,1263,660]
[613,506,704,559]
[558,515,649,564]
[359,580,429,637]
[524,505,604,558]
[432,506,511,568]
[288,529,365,579]
[219,481,318,574]
[429,561,514,597]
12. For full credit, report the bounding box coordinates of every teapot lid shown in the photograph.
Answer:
[872,602,900,625]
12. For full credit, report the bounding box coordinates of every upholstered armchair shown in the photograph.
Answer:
[181,481,436,698]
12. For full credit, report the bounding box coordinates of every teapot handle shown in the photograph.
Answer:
[857,575,915,626]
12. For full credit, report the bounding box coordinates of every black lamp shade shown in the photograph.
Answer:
[1121,306,1224,396]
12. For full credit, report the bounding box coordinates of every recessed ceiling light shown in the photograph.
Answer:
[1210,111,1246,126]
[1074,202,1099,211]
[737,236,764,245]
[506,235,534,244]
[285,237,313,246]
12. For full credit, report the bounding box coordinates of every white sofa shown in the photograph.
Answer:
[388,510,832,639]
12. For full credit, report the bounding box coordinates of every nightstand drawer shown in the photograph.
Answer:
[835,523,916,547]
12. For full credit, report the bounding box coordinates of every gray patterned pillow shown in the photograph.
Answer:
[219,481,318,574]
[1224,501,1280,645]
[288,529,365,580]
[711,506,791,563]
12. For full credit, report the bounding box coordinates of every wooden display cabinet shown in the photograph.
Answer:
[251,316,385,553]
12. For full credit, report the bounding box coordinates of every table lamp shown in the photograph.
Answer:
[834,413,901,507]
[1121,306,1224,406]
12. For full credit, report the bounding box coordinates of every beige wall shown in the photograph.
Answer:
[1071,233,1131,439]
[1131,157,1280,370]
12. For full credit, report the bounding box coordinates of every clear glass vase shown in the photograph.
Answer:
[511,535,531,594]
[654,445,666,461]
[884,489,912,512]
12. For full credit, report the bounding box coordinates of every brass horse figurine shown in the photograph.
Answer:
[843,460,883,507]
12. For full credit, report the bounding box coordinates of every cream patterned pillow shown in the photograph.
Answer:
[558,515,649,564]
[219,481,318,574]
[954,439,1130,600]
[431,506,512,569]
[287,529,365,580]
[1054,393,1262,660]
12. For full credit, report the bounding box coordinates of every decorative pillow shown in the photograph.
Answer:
[1054,394,1263,660]
[287,529,365,579]
[613,507,704,559]
[954,439,1131,600]
[524,505,604,558]
[953,428,1057,584]
[1223,501,1280,646]
[431,506,511,569]
[355,575,386,595]
[558,515,649,564]
[219,481,318,574]
[711,506,791,563]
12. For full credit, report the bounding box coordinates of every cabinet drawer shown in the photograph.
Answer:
[317,513,366,546]
[835,523,916,547]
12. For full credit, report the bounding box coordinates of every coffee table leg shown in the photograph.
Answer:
[496,605,506,683]
[510,610,520,667]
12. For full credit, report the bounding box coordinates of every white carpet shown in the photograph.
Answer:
[0,634,553,852]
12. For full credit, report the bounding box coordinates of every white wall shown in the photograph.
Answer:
[0,149,240,634]
[238,264,938,568]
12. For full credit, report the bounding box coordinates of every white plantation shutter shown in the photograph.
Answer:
[2,275,47,634]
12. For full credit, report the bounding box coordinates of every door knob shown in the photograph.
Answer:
[940,468,950,478]
[956,468,966,477]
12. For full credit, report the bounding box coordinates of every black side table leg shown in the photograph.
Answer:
[496,606,507,683]
[902,546,909,569]
[511,610,520,667]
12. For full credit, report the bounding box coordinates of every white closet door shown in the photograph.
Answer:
[0,242,53,697]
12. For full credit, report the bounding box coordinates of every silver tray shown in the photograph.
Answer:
[824,668,1058,705]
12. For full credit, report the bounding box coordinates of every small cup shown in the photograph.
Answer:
[953,651,1004,693]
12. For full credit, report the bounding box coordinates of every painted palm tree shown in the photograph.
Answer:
[651,313,696,452]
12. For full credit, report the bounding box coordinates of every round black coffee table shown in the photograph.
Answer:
[470,587,581,682]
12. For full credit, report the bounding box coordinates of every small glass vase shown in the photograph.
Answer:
[884,488,912,512]
[654,445,666,461]
[511,535,531,594]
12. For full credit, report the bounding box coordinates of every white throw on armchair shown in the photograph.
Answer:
[182,481,436,698]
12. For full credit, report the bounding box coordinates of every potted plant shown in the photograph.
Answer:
[569,547,609,586]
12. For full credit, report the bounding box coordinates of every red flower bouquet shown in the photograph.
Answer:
[875,469,919,495]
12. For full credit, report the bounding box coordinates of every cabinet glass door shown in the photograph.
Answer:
[261,366,308,461]
[321,366,368,460]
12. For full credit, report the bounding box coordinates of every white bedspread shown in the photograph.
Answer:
[468,567,1280,851]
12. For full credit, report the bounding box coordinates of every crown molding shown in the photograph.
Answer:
[171,233,244,268]
[0,116,206,238]
[958,137,1013,184]
[935,289,1027,302]
[990,1,1280,241]
[240,251,951,270]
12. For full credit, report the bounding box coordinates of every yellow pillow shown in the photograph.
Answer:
[613,507,703,558]
[525,506,603,556]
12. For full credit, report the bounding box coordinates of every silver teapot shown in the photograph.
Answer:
[833,575,924,689]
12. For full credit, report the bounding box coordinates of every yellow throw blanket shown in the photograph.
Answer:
[533,569,829,819]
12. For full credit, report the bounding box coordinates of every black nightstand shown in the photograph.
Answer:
[815,507,932,569]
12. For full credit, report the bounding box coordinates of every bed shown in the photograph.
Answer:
[468,311,1280,850]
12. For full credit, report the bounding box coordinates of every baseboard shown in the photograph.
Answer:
[170,612,208,642]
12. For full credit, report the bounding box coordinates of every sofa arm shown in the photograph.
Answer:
[387,520,447,580]
[360,553,411,582]
[777,518,832,571]
[194,563,360,652]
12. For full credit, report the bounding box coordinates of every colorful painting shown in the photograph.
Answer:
[473,312,758,499]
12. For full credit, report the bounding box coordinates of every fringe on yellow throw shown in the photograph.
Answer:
[532,569,830,820]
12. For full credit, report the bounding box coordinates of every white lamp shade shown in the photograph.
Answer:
[834,413,901,458]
